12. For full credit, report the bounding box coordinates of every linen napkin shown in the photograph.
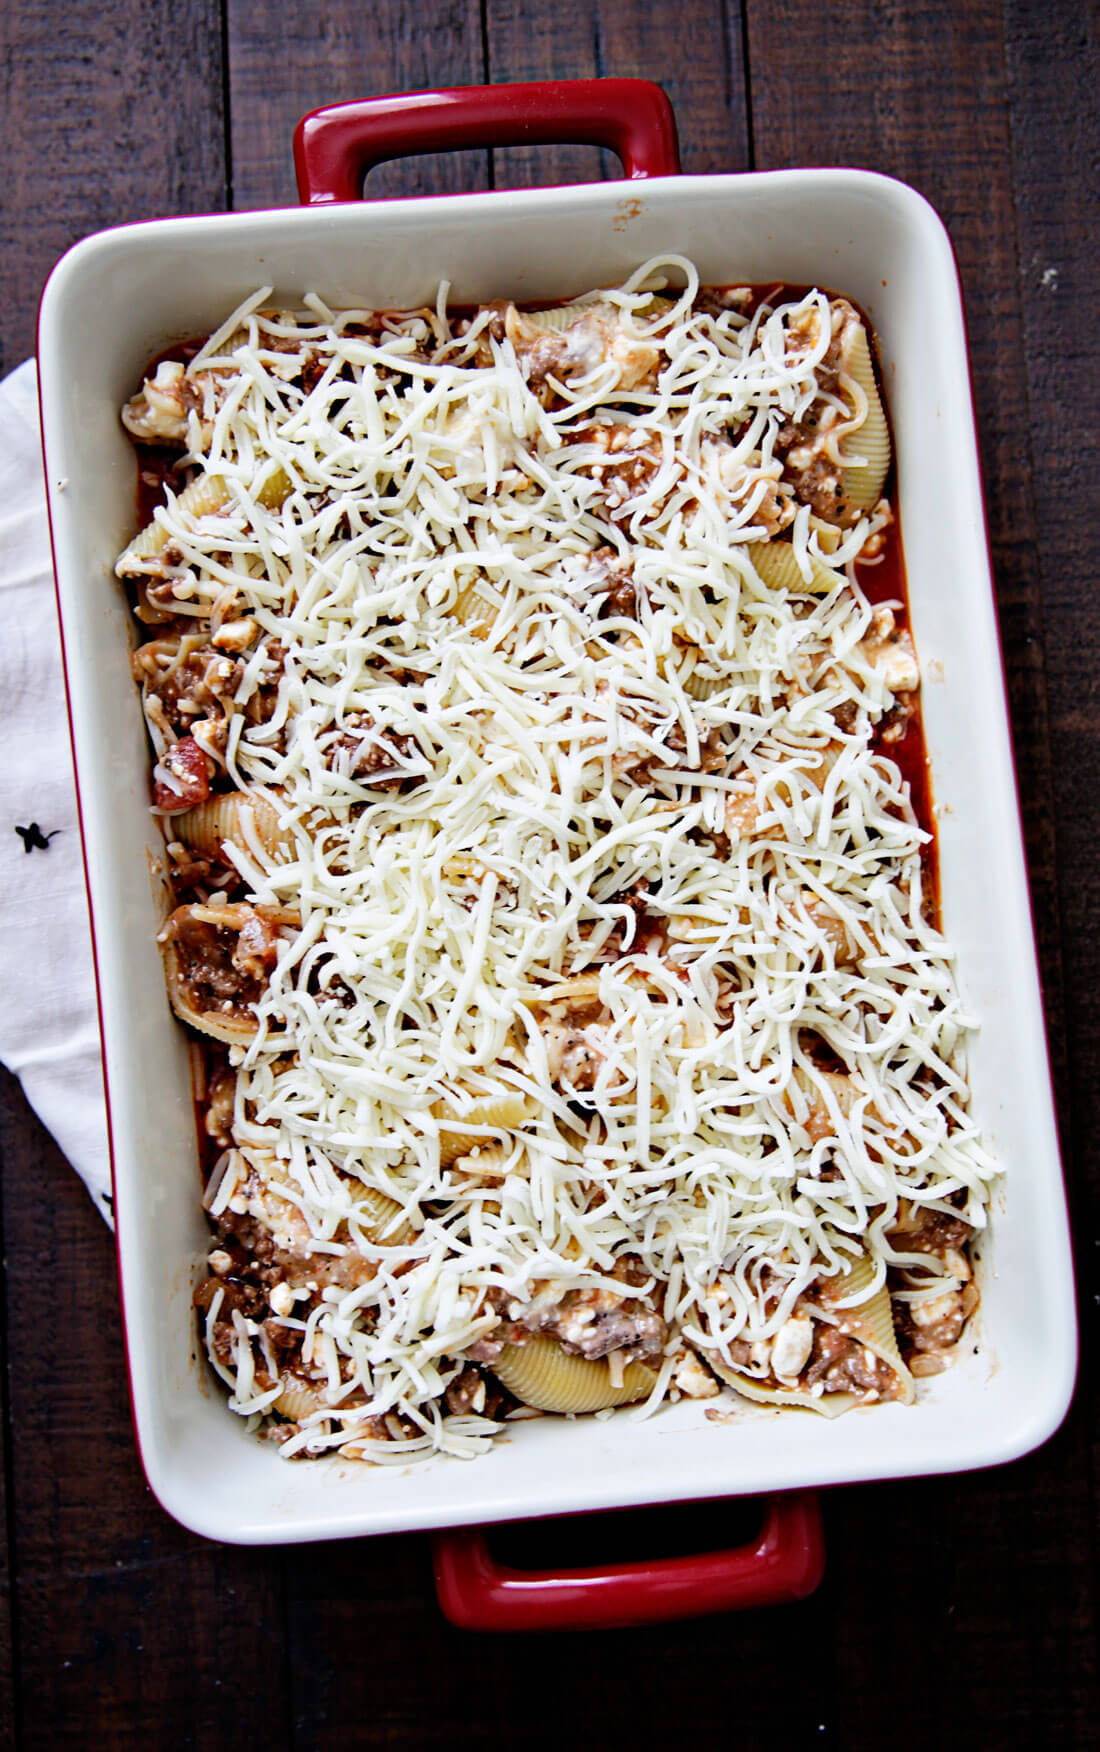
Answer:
[0,360,113,1222]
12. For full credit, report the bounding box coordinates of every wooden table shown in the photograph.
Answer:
[1,2,1096,1745]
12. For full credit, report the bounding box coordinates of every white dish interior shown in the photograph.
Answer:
[38,170,1075,1544]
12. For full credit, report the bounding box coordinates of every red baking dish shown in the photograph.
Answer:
[36,78,1076,1631]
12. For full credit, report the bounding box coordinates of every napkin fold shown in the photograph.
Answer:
[0,360,112,1222]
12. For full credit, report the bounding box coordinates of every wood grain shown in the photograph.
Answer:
[1003,0,1100,1491]
[284,1505,845,1751]
[226,0,489,210]
[0,0,1095,1745]
[745,3,1098,1744]
[0,2,289,1742]
[0,0,226,376]
[0,1074,290,1750]
[483,0,750,188]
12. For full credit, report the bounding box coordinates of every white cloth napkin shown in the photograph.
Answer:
[0,360,112,1222]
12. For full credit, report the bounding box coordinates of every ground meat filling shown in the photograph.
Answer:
[802,1325,901,1398]
[780,448,848,524]
[887,1204,981,1373]
[538,1286,666,1362]
[893,1288,979,1365]
[203,1061,237,1149]
[160,904,276,1022]
[196,1255,376,1444]
[197,1208,512,1437]
[717,1312,902,1401]
[771,297,865,523]
[323,712,422,789]
[585,545,639,619]
[194,1180,511,1447]
[443,1366,512,1420]
[469,1260,668,1368]
[134,637,246,739]
[206,1203,383,1298]
[502,305,661,406]
[195,1168,394,1387]
[890,1210,972,1256]
[135,628,284,776]
[541,1017,607,1094]
[571,422,665,512]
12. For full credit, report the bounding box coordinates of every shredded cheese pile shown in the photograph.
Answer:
[132,257,994,1458]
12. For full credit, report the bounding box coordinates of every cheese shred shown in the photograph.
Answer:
[118,259,995,1461]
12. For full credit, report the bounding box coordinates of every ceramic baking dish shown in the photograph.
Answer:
[37,80,1075,1620]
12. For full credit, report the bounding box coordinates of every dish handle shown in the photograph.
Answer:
[293,79,681,205]
[431,1492,825,1632]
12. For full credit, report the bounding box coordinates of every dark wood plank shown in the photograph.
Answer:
[227,0,489,210]
[0,2,1092,1746]
[285,1513,845,1752]
[745,2,1098,1744]
[485,0,750,188]
[0,0,227,376]
[0,1072,290,1752]
[1003,0,1100,1513]
[0,5,293,1744]
[742,2,1066,1010]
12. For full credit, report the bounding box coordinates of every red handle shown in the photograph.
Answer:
[432,1492,824,1632]
[294,79,681,205]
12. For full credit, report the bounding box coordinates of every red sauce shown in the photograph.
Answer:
[731,282,940,914]
[695,284,939,910]
[135,443,189,528]
[856,511,939,917]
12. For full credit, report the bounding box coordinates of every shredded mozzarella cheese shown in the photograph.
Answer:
[122,258,995,1459]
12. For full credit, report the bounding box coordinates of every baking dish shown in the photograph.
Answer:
[37,80,1075,1619]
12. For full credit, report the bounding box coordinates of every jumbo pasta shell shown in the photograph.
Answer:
[491,1337,657,1413]
[433,1091,536,1165]
[815,1252,915,1403]
[707,1353,860,1419]
[119,473,232,569]
[507,301,603,338]
[117,465,292,572]
[177,791,287,860]
[348,1186,416,1246]
[273,1378,327,1422]
[746,540,847,596]
[158,902,274,1046]
[450,580,501,636]
[683,670,725,701]
[202,331,249,361]
[839,324,891,512]
[160,933,260,1045]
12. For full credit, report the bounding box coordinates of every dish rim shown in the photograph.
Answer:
[37,165,1078,1545]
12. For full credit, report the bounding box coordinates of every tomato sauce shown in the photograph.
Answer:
[856,510,939,916]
